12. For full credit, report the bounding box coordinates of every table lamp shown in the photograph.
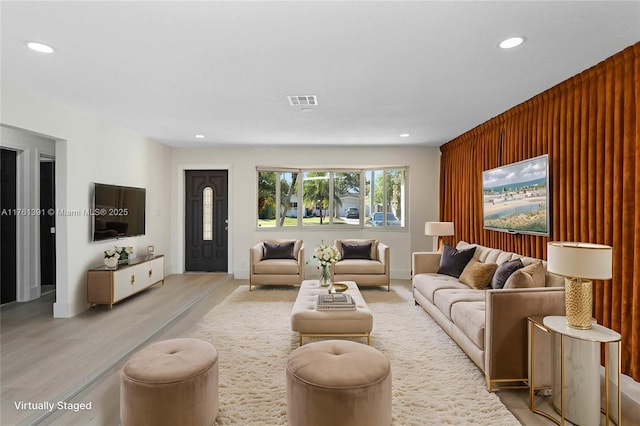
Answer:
[547,242,613,329]
[424,222,455,252]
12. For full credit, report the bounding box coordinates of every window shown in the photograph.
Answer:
[203,187,213,240]
[333,171,360,226]
[302,171,330,226]
[257,167,406,229]
[280,171,298,227]
[257,171,276,227]
[364,169,405,228]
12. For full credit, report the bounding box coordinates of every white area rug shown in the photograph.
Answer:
[190,284,520,425]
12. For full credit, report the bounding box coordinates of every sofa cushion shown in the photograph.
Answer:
[413,273,468,304]
[459,259,498,289]
[341,243,372,260]
[504,261,545,289]
[457,241,563,288]
[438,244,476,278]
[335,240,378,261]
[254,258,300,274]
[433,289,485,320]
[334,259,384,275]
[490,259,524,289]
[263,239,302,260]
[451,301,486,350]
[263,241,295,259]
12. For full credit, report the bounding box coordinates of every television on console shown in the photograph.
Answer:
[92,183,146,241]
[482,154,550,236]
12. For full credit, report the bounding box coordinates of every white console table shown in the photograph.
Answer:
[536,315,622,426]
[87,255,165,308]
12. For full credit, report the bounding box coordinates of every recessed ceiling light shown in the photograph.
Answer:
[194,134,205,139]
[499,37,525,49]
[300,108,314,113]
[27,42,55,53]
[400,133,410,138]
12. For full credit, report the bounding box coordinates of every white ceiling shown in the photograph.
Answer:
[2,1,639,148]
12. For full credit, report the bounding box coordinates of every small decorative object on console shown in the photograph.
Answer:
[117,246,134,264]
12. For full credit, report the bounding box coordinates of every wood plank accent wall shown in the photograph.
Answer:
[439,43,640,380]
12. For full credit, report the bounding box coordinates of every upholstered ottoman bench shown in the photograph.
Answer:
[286,340,392,426]
[120,338,219,426]
[291,280,374,345]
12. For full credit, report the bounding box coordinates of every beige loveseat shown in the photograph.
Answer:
[249,240,305,291]
[412,241,566,391]
[331,239,390,291]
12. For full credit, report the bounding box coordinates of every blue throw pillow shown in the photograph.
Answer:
[437,244,476,278]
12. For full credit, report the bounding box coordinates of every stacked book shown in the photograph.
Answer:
[316,293,356,311]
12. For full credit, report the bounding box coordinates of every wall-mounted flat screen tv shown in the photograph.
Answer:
[92,183,146,241]
[482,154,550,236]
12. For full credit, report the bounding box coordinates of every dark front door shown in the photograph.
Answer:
[185,170,228,272]
[40,161,56,289]
[1,148,17,303]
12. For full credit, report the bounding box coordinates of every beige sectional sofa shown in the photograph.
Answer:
[412,241,566,391]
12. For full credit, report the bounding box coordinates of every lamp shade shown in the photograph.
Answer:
[547,242,613,280]
[424,222,454,236]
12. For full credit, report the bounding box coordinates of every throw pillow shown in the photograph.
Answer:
[341,243,372,260]
[336,239,378,260]
[437,244,477,278]
[504,261,545,289]
[490,258,524,289]
[262,241,295,260]
[459,259,498,289]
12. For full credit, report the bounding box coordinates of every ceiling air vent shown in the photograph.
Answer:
[287,95,318,106]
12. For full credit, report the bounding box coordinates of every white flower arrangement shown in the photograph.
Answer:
[104,248,118,259]
[311,241,341,267]
[118,246,134,256]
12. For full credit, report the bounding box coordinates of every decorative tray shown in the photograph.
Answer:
[330,283,349,293]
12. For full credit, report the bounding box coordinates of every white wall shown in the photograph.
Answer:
[1,83,172,317]
[170,145,441,279]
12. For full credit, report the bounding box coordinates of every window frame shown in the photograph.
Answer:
[256,166,407,230]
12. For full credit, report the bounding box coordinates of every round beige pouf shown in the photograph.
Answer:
[120,338,218,426]
[286,340,391,426]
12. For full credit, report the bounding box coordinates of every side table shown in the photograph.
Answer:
[528,316,555,423]
[533,315,621,426]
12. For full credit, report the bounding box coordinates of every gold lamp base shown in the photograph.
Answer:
[564,278,593,329]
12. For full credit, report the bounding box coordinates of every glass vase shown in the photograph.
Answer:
[104,256,118,269]
[319,264,331,287]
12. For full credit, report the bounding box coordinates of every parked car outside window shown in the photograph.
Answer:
[345,207,359,219]
[366,212,400,226]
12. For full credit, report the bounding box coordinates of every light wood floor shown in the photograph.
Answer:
[1,276,556,426]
